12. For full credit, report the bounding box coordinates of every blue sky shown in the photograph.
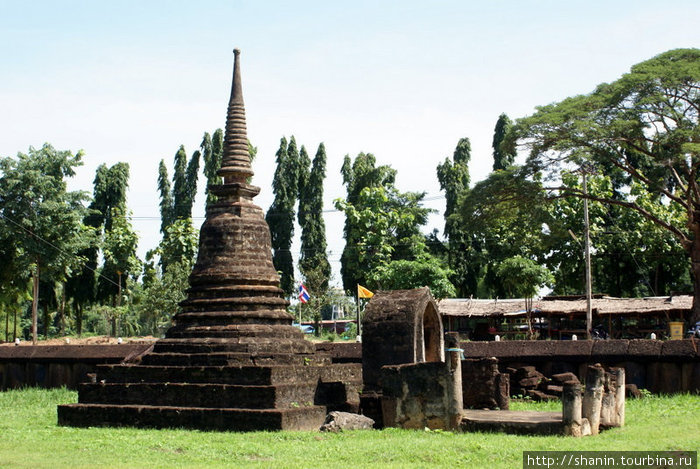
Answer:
[1,1,698,286]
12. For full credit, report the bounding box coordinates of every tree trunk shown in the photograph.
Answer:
[59,286,66,336]
[13,307,17,341]
[4,308,8,342]
[32,263,39,345]
[76,303,82,337]
[691,237,700,325]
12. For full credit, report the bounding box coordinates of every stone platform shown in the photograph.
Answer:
[460,409,563,435]
[58,360,361,431]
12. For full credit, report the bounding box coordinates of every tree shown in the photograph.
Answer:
[266,137,298,296]
[66,162,129,335]
[510,48,700,322]
[371,256,456,299]
[156,219,199,270]
[138,260,191,336]
[298,143,331,293]
[201,129,224,206]
[157,160,173,234]
[0,144,92,343]
[495,255,553,337]
[436,138,475,296]
[98,208,141,335]
[492,113,516,171]
[456,168,550,298]
[335,183,435,292]
[338,152,396,290]
[156,145,201,272]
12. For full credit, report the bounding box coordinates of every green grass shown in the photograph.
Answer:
[0,388,697,469]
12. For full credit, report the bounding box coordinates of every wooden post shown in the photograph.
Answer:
[582,364,605,435]
[562,381,583,437]
[583,171,593,340]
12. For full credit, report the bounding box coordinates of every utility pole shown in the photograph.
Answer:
[582,171,593,340]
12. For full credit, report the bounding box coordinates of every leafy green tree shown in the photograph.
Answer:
[510,48,700,322]
[266,137,298,296]
[456,168,550,298]
[0,144,92,343]
[65,163,129,334]
[97,208,141,329]
[298,143,331,292]
[371,256,456,299]
[156,145,201,272]
[156,218,199,270]
[157,160,174,234]
[436,138,475,296]
[492,113,516,171]
[338,153,396,290]
[138,260,191,336]
[201,129,223,206]
[335,183,435,292]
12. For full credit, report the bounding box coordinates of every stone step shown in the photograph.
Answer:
[179,296,288,308]
[57,402,327,431]
[172,310,292,326]
[151,338,316,355]
[78,382,317,409]
[140,352,330,367]
[460,410,563,435]
[95,364,327,385]
[163,326,305,340]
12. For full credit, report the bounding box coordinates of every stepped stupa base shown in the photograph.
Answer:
[57,343,362,431]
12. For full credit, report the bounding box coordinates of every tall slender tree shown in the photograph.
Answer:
[201,129,224,206]
[299,143,331,292]
[492,113,516,171]
[156,145,201,272]
[67,162,129,333]
[266,137,298,296]
[436,138,476,296]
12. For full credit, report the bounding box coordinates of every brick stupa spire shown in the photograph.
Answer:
[58,50,361,432]
[162,48,314,355]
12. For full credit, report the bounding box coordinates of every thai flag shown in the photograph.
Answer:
[298,284,310,304]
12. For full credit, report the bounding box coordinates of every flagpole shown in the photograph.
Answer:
[356,284,361,339]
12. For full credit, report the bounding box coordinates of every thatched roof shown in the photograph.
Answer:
[438,295,692,317]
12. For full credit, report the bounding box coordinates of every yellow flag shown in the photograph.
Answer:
[357,284,374,299]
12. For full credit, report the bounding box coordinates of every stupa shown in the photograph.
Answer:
[58,49,361,431]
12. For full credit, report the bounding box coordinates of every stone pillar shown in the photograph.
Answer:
[562,381,583,437]
[582,364,605,435]
[612,367,625,427]
[445,333,463,430]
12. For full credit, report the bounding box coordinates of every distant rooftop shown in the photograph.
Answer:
[438,295,693,317]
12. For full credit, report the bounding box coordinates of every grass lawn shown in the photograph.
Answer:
[0,388,697,469]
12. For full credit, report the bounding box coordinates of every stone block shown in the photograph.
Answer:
[627,339,662,358]
[591,340,629,359]
[320,411,374,432]
[552,340,593,358]
[661,340,698,360]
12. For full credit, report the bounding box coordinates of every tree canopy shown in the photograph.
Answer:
[509,48,700,321]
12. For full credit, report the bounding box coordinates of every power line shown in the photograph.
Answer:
[0,212,121,289]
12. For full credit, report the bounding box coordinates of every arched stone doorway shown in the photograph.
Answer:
[423,301,442,363]
[362,287,444,393]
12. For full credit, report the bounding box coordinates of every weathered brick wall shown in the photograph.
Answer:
[0,345,152,390]
[460,339,700,394]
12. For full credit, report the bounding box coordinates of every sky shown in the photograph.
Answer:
[1,0,698,287]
